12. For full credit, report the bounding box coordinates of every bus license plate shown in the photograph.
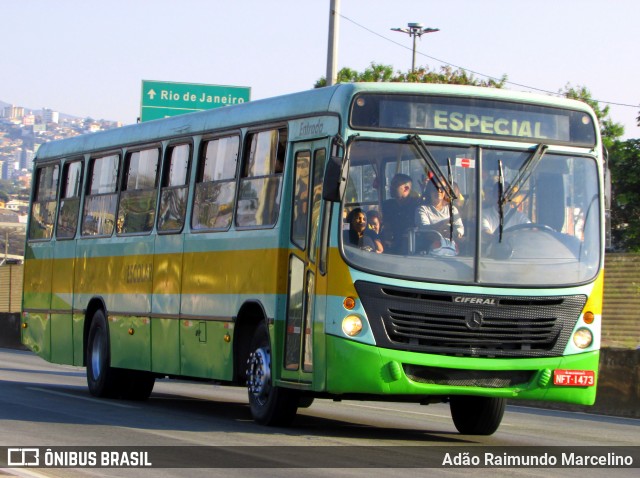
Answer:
[553,369,595,386]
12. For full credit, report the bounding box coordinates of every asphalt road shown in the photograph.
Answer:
[0,348,638,478]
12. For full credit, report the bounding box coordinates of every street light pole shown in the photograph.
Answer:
[391,22,440,72]
[326,0,341,86]
[1,225,24,265]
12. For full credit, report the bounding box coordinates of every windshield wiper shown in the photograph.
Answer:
[497,143,548,241]
[447,158,455,241]
[409,135,458,242]
[498,160,506,242]
[503,143,548,203]
[408,134,455,201]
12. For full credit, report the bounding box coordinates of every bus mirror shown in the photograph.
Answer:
[323,136,348,202]
[323,154,349,202]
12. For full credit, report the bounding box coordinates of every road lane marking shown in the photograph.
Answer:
[347,402,448,419]
[27,387,138,409]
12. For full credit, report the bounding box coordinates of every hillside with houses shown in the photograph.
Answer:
[0,100,121,262]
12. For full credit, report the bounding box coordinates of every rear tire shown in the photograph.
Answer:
[450,396,506,435]
[86,309,120,398]
[246,322,299,426]
[86,309,155,400]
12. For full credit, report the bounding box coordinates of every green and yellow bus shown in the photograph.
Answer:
[22,83,604,435]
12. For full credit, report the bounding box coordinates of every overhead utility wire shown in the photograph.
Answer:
[339,14,638,109]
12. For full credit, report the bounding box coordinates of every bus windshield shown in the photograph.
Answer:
[341,138,600,286]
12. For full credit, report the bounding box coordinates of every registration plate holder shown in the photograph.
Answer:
[553,369,595,387]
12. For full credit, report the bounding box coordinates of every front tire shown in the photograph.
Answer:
[246,322,299,426]
[450,396,506,435]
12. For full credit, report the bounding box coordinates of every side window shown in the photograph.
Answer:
[236,127,287,228]
[309,149,326,262]
[291,150,311,249]
[158,143,191,233]
[82,154,119,237]
[56,160,83,239]
[192,135,239,230]
[28,163,59,240]
[117,147,159,234]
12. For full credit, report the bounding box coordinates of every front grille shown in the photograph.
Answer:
[403,365,535,388]
[356,281,586,358]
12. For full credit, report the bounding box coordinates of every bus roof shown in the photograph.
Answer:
[34,83,597,162]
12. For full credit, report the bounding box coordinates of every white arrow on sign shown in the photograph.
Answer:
[147,89,156,100]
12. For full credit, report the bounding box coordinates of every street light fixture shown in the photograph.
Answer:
[391,22,440,72]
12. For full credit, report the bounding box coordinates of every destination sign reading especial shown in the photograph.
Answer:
[140,80,251,122]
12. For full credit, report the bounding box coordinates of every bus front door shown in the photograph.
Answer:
[281,141,328,387]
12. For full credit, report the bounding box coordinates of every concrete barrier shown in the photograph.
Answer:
[0,312,25,350]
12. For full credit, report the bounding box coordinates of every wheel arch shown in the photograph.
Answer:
[233,300,269,383]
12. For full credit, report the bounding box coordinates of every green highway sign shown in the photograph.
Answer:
[140,80,251,122]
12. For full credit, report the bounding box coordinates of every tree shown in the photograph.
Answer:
[560,84,624,150]
[608,139,640,252]
[315,63,507,88]
[394,65,507,88]
[315,66,635,249]
[0,180,19,196]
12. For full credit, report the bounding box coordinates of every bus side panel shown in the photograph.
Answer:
[180,320,233,380]
[151,235,183,375]
[50,244,76,365]
[108,315,151,371]
[72,312,85,366]
[22,243,54,360]
[75,238,154,371]
[22,244,54,311]
[180,236,284,380]
[151,318,180,375]
[21,311,50,360]
[50,314,73,365]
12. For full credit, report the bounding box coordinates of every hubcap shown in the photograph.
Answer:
[91,332,103,380]
[246,347,271,400]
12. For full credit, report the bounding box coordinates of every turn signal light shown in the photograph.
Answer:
[583,311,595,324]
[343,297,356,310]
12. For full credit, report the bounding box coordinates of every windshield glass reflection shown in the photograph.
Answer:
[341,139,600,286]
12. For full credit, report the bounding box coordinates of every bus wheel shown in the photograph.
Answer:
[86,309,120,398]
[246,322,299,426]
[449,396,506,435]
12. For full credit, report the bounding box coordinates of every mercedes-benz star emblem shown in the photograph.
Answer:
[465,311,484,330]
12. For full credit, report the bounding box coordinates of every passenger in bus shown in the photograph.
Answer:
[481,181,530,234]
[381,174,420,254]
[366,209,384,253]
[415,180,464,239]
[344,208,377,252]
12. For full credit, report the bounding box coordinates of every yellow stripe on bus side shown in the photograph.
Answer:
[583,269,604,315]
[27,248,292,297]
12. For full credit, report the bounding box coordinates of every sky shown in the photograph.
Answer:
[3,0,639,138]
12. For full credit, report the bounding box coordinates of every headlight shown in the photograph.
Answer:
[342,315,363,336]
[573,328,593,349]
